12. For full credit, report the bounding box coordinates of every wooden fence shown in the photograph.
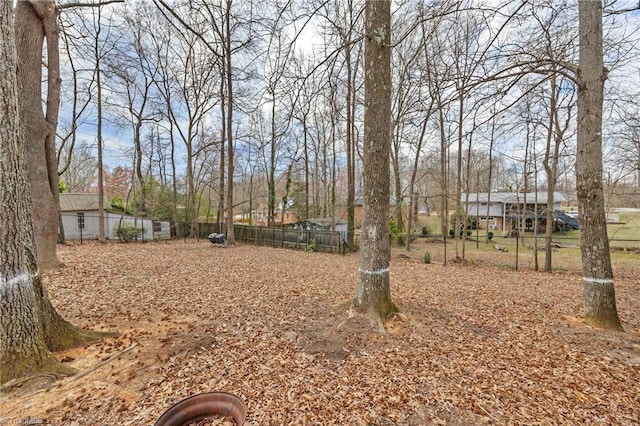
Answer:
[170,222,350,253]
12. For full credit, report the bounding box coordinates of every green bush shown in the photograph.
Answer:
[114,224,144,242]
[389,219,400,237]
[58,177,68,193]
[306,238,316,252]
[487,231,494,241]
[389,219,404,246]
[421,226,428,236]
[449,229,455,237]
[423,250,431,264]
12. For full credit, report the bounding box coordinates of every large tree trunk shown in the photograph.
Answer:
[576,0,622,331]
[355,0,397,328]
[15,0,62,269]
[1,2,75,384]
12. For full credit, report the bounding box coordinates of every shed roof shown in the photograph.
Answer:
[59,193,112,212]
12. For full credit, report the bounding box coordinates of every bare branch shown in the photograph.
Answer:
[152,0,223,58]
[476,58,579,88]
[604,1,640,15]
[58,0,124,11]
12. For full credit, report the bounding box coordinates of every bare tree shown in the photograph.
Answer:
[355,0,397,329]
[404,98,435,251]
[261,10,298,226]
[606,100,640,205]
[62,2,123,241]
[319,0,363,245]
[576,0,622,330]
[60,144,99,192]
[542,74,575,272]
[160,0,258,243]
[172,33,219,236]
[390,8,423,237]
[419,10,455,243]
[146,8,180,223]
[107,3,162,215]
[57,13,95,180]
[218,0,237,244]
[290,56,317,221]
[91,4,110,241]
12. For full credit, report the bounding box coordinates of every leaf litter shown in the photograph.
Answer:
[0,240,638,425]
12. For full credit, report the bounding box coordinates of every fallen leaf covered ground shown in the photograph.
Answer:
[1,240,638,425]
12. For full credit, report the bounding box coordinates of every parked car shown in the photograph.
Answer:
[565,210,578,219]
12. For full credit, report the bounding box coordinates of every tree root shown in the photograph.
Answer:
[339,304,397,335]
[0,354,75,390]
[69,342,138,383]
[47,327,119,352]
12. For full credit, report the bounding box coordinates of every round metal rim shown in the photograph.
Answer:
[154,392,247,426]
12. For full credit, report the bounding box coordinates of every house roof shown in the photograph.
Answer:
[59,193,112,212]
[306,218,348,226]
[462,192,567,204]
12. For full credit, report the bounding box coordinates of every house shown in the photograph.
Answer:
[335,198,363,228]
[461,192,569,234]
[335,196,397,229]
[250,200,298,226]
[59,193,170,241]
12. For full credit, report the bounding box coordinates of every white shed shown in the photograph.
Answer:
[59,193,170,241]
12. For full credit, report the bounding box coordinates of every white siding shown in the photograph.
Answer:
[61,212,170,241]
[467,202,503,217]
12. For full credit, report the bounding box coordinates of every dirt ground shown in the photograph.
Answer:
[1,240,638,425]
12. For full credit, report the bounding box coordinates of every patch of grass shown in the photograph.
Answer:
[398,226,640,274]
[496,263,516,270]
[617,210,640,224]
[607,223,640,248]
[553,224,640,250]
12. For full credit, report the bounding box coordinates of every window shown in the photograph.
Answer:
[153,221,162,232]
[77,213,85,230]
